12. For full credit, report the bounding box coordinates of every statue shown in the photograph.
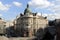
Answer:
[24,4,31,15]
[27,4,29,8]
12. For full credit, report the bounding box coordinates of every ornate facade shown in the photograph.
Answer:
[14,4,48,37]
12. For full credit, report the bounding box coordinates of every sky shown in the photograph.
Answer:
[0,0,60,21]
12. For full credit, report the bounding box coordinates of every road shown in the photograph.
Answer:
[0,36,35,40]
[0,36,8,40]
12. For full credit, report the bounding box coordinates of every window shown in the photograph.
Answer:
[26,24,29,26]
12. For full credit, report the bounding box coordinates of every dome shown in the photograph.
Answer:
[24,4,31,14]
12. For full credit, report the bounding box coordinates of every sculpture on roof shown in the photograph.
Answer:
[24,4,31,15]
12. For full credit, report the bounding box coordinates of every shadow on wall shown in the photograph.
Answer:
[34,26,56,40]
[6,26,18,37]
[6,26,24,37]
[5,20,56,40]
[5,26,56,39]
[6,26,29,37]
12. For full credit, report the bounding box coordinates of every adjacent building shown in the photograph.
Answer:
[0,18,6,35]
[54,19,60,40]
[14,4,48,37]
[6,21,14,28]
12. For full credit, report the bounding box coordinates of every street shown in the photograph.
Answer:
[0,36,35,40]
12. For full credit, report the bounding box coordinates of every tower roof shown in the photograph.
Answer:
[24,4,31,14]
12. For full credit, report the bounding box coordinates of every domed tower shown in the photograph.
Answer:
[21,4,33,37]
[24,4,32,15]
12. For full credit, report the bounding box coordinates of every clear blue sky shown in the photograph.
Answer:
[0,0,60,21]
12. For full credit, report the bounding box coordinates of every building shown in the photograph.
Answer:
[0,18,6,35]
[55,19,60,40]
[6,21,14,28]
[14,4,48,37]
